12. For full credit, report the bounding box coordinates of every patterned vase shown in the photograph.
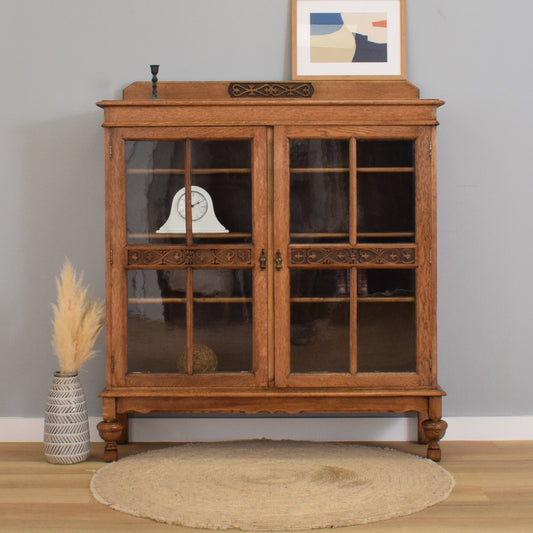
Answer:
[44,371,90,464]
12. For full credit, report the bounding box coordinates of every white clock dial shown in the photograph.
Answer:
[177,190,209,221]
[157,186,228,234]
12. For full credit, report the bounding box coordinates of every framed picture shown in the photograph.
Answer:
[292,0,406,79]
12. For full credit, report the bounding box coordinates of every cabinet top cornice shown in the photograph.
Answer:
[97,80,443,106]
[97,81,443,127]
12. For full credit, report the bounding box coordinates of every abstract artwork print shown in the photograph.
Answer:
[310,12,387,64]
[292,0,404,79]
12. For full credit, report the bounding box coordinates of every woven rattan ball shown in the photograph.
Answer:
[177,344,218,373]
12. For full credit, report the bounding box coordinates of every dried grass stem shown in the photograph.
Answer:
[52,259,105,374]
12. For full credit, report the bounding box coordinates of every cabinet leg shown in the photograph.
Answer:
[116,413,129,444]
[422,418,447,461]
[417,411,429,444]
[422,396,447,461]
[97,419,124,462]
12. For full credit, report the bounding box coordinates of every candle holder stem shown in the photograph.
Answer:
[150,65,160,100]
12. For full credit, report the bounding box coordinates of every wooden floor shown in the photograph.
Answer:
[1,441,532,532]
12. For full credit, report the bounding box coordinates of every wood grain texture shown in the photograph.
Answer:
[228,82,314,98]
[415,128,434,386]
[99,103,441,128]
[1,441,532,532]
[126,247,253,268]
[99,81,445,461]
[289,246,416,266]
[121,80,421,100]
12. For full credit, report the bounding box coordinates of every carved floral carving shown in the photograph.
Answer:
[228,82,314,98]
[128,248,252,267]
[290,247,415,266]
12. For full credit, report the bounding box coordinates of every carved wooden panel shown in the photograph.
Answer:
[127,247,253,268]
[289,247,416,266]
[228,82,314,98]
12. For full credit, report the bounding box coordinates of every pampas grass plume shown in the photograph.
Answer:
[52,258,105,374]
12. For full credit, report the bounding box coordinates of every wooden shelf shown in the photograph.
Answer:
[128,233,252,240]
[357,167,414,173]
[194,297,252,304]
[358,296,414,303]
[290,296,414,303]
[127,168,251,175]
[290,297,350,303]
[192,168,250,175]
[127,169,185,175]
[129,232,412,241]
[291,167,349,173]
[129,297,252,304]
[291,233,349,239]
[290,232,414,239]
[130,296,413,305]
[290,167,413,174]
[357,232,415,239]
[129,298,186,304]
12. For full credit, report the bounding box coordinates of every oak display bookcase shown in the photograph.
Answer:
[96,80,446,462]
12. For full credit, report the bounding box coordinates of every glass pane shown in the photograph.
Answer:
[357,140,414,167]
[193,269,252,298]
[357,302,416,372]
[126,141,185,245]
[357,140,415,244]
[291,269,350,298]
[126,140,185,169]
[191,140,251,169]
[358,269,415,298]
[291,303,350,372]
[191,141,252,244]
[290,139,349,168]
[290,269,350,373]
[127,269,187,373]
[290,140,349,243]
[191,173,252,243]
[193,269,253,373]
[193,303,253,372]
[127,269,254,374]
[357,172,415,242]
[357,269,416,372]
[290,172,349,242]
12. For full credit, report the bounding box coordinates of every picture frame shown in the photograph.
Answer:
[292,0,406,79]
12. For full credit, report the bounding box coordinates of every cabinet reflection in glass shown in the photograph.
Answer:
[357,269,416,372]
[290,269,350,373]
[127,269,253,374]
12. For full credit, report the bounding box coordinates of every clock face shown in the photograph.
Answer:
[177,190,208,221]
[157,186,228,234]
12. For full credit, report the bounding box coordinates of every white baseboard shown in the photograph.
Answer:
[1,416,533,442]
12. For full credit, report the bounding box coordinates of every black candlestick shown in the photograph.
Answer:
[150,65,160,99]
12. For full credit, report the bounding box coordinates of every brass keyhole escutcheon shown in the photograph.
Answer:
[275,250,283,270]
[259,249,267,270]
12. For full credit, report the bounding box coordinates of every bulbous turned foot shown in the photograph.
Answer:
[97,419,124,462]
[422,418,448,462]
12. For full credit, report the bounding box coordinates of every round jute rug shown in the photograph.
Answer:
[90,440,454,531]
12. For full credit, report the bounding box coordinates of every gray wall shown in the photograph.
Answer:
[2,0,532,419]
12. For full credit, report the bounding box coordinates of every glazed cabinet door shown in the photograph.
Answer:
[107,127,268,387]
[273,126,434,388]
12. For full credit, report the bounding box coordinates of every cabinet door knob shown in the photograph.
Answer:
[259,249,267,270]
[275,250,283,270]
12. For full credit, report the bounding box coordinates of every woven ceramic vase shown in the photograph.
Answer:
[44,371,90,464]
